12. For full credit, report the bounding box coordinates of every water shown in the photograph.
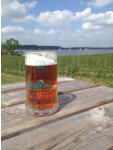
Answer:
[22,49,113,56]
[56,49,113,56]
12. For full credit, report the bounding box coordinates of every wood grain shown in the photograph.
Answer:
[2,103,113,150]
[1,82,25,93]
[1,80,96,108]
[1,78,74,93]
[2,86,113,141]
[107,147,113,150]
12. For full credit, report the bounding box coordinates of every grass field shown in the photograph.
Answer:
[1,54,113,87]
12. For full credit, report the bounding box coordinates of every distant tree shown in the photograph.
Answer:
[2,38,20,56]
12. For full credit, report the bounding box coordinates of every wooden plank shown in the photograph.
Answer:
[2,103,113,150]
[58,80,96,93]
[1,90,26,108]
[107,147,113,150]
[1,86,113,140]
[1,80,96,108]
[1,82,25,93]
[1,77,74,93]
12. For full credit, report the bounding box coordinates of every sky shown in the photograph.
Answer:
[1,0,113,47]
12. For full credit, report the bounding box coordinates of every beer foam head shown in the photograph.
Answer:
[25,52,57,66]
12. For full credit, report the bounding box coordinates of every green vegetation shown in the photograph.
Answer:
[1,73,25,84]
[1,54,113,87]
[1,38,21,56]
[58,54,113,87]
[1,56,25,84]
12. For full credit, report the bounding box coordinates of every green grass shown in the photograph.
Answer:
[1,54,113,87]
[1,73,25,84]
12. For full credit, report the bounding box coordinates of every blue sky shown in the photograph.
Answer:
[2,0,113,47]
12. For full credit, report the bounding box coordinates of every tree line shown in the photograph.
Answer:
[1,38,21,56]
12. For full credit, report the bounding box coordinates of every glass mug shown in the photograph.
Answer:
[25,52,59,116]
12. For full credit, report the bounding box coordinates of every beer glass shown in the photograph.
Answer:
[25,51,59,116]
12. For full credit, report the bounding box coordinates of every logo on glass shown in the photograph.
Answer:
[28,80,54,89]
[34,59,48,73]
[36,59,45,69]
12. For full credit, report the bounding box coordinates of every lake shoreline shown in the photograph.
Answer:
[20,49,113,56]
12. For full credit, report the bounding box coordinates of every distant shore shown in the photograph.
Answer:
[17,49,113,56]
[18,44,113,50]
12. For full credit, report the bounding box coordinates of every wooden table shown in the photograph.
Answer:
[2,78,113,150]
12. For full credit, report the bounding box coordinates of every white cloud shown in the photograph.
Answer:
[2,26,24,33]
[2,0,26,18]
[48,29,56,34]
[87,0,113,7]
[11,15,35,22]
[36,8,113,28]
[84,11,113,26]
[2,0,37,20]
[82,22,101,30]
[2,27,113,47]
[84,13,105,21]
[75,7,91,19]
[47,29,60,35]
[34,29,43,34]
[37,10,75,26]
[34,28,60,35]
[36,8,91,26]
[1,6,113,46]
[24,1,37,8]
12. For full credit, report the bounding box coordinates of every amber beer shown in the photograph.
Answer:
[25,52,58,116]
